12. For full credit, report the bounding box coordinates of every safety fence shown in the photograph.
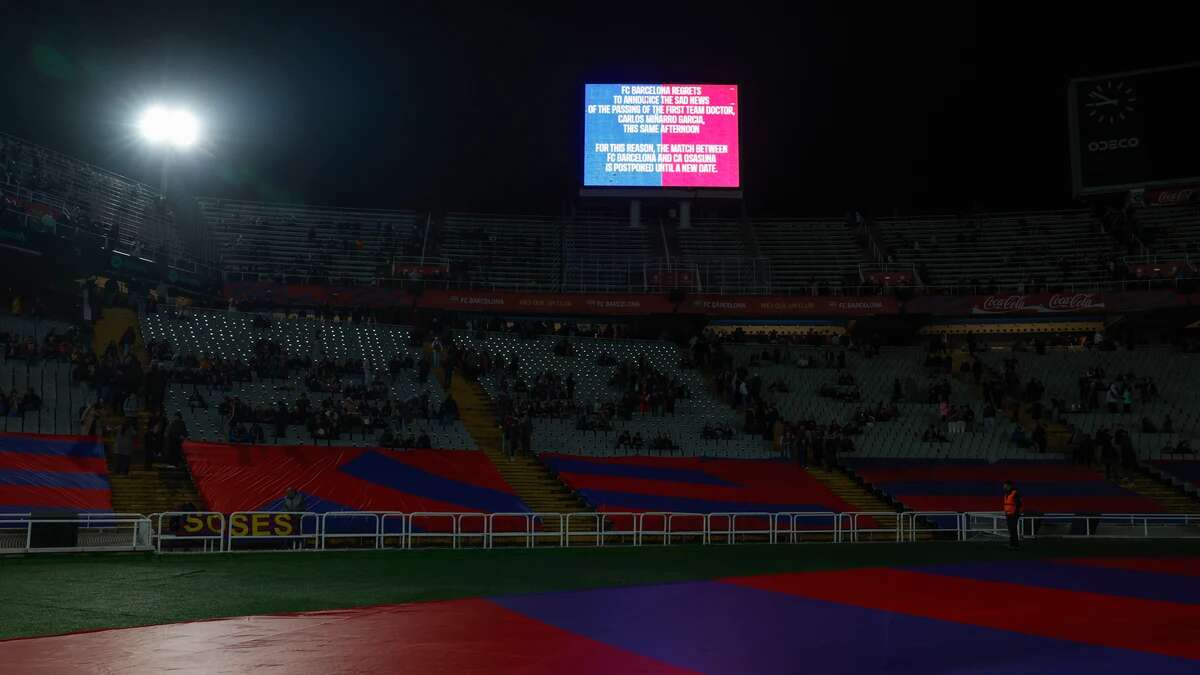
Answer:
[0,514,153,554]
[3,511,1198,554]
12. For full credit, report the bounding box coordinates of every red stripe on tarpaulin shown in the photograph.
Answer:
[0,452,107,474]
[0,485,112,510]
[726,567,1200,660]
[546,453,856,493]
[0,598,695,675]
[852,464,1119,483]
[893,495,1165,513]
[1056,557,1200,578]
[186,442,514,492]
[184,443,521,514]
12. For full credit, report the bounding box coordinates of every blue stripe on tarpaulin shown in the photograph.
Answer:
[0,436,104,457]
[339,451,528,513]
[913,561,1200,605]
[875,480,1132,497]
[544,457,736,487]
[258,493,397,536]
[494,580,1200,674]
[580,489,831,514]
[0,470,110,490]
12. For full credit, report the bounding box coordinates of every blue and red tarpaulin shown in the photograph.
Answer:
[0,433,111,513]
[184,442,528,515]
[542,453,859,514]
[4,556,1199,674]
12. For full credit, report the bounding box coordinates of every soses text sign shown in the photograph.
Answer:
[584,84,739,188]
[176,513,301,537]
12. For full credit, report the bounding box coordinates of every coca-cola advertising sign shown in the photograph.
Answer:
[1146,187,1199,207]
[972,293,1104,315]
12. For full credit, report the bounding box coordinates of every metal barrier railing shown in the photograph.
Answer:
[488,513,532,548]
[707,512,774,545]
[838,511,901,542]
[319,512,380,550]
[156,511,226,552]
[899,512,965,542]
[7,509,1195,555]
[0,513,152,553]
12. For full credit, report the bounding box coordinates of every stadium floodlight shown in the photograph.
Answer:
[137,105,200,148]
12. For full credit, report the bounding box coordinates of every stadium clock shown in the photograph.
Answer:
[1084,80,1136,125]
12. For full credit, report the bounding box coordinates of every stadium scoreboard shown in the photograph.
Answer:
[583,83,740,189]
[1069,63,1200,196]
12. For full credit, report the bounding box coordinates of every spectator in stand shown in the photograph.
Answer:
[110,419,136,476]
[166,411,188,467]
[283,488,304,513]
[143,416,165,469]
[1032,423,1047,453]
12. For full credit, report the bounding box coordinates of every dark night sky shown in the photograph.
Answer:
[2,2,1197,215]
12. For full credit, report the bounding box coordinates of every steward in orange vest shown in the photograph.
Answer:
[1002,481,1022,548]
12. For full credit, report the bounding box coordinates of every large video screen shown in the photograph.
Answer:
[584,83,739,188]
[1069,64,1200,196]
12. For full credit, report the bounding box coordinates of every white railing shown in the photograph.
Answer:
[156,511,226,552]
[8,509,1197,555]
[899,512,965,542]
[320,512,380,550]
[0,513,152,553]
[838,511,901,542]
[771,512,840,544]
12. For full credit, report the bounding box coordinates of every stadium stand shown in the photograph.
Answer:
[843,457,1165,513]
[876,209,1118,288]
[728,343,1033,460]
[450,330,771,458]
[199,198,420,284]
[440,212,563,289]
[140,309,475,449]
[975,346,1200,459]
[0,315,91,436]
[1135,204,1200,261]
[185,443,526,514]
[543,453,856,514]
[565,211,652,290]
[1,132,186,265]
[0,433,112,513]
[675,217,768,293]
[749,218,862,290]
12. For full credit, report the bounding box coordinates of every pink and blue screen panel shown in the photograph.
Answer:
[583,83,739,188]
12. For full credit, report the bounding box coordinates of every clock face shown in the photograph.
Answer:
[1085,80,1136,125]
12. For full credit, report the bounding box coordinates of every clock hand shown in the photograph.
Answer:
[1085,100,1118,107]
[1087,92,1117,104]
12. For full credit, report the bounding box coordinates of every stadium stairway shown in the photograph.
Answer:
[807,466,901,540]
[1123,469,1200,514]
[91,308,145,362]
[952,351,1072,451]
[109,466,205,516]
[95,308,205,515]
[444,368,592,533]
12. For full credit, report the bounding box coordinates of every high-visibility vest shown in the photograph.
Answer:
[1004,490,1020,516]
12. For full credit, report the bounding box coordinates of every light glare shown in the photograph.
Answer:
[138,105,200,148]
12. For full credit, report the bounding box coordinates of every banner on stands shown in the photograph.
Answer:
[223,282,899,317]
